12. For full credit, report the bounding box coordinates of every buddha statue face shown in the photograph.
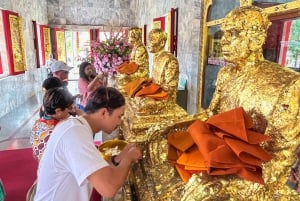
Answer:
[147,29,167,53]
[220,6,271,64]
[128,27,142,45]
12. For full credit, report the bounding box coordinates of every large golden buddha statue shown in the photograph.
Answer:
[116,27,149,94]
[121,29,188,142]
[128,6,300,200]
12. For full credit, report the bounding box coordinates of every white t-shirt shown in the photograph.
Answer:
[34,117,109,201]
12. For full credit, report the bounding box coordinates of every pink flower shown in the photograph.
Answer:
[90,30,132,76]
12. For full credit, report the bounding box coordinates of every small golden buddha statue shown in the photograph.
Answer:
[121,29,188,142]
[129,6,300,200]
[127,28,180,113]
[116,27,149,94]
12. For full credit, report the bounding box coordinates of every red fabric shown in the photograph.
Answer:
[90,188,102,201]
[0,148,102,201]
[0,148,38,201]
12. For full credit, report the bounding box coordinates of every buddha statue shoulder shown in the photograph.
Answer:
[133,6,300,200]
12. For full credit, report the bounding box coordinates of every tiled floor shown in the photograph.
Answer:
[0,94,42,151]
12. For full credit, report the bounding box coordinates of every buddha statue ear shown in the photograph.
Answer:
[159,39,166,49]
[249,31,266,52]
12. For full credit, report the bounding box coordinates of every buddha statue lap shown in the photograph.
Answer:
[128,6,300,200]
[121,29,188,142]
[116,27,149,95]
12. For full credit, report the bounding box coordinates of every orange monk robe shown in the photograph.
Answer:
[124,77,168,100]
[188,107,272,184]
[117,62,139,74]
[167,107,272,184]
[167,131,207,182]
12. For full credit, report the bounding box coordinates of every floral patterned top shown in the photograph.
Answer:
[30,115,59,161]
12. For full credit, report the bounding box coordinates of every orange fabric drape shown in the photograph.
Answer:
[167,107,272,184]
[124,78,168,100]
[117,61,139,74]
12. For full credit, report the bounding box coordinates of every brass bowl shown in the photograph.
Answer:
[98,139,128,161]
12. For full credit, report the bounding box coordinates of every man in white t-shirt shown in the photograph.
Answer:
[34,87,142,201]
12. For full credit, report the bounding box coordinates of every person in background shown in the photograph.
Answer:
[34,87,142,201]
[78,61,106,109]
[42,77,63,92]
[50,60,73,85]
[39,77,64,117]
[30,87,77,161]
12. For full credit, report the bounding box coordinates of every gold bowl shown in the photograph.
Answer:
[98,139,128,161]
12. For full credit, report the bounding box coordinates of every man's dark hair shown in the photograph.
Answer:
[79,61,92,81]
[43,87,74,115]
[85,87,125,114]
[42,77,64,90]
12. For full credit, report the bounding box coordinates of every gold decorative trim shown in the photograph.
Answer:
[197,0,212,111]
[240,0,252,7]
[9,15,26,72]
[56,31,66,62]
[264,1,300,14]
[206,19,223,26]
[43,27,52,62]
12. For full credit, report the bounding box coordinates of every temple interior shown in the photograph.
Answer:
[0,0,300,201]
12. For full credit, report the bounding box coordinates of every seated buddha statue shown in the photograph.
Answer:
[129,6,300,200]
[116,27,149,94]
[121,29,188,142]
[127,28,180,113]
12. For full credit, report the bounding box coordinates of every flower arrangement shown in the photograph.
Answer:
[91,30,132,76]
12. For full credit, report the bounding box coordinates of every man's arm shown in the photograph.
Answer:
[88,145,141,198]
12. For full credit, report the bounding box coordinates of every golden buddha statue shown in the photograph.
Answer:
[116,27,149,94]
[128,6,300,200]
[121,29,188,142]
[127,28,180,112]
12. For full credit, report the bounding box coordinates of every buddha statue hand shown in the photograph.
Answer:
[182,174,230,201]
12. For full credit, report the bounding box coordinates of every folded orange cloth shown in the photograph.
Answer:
[135,82,161,96]
[175,164,192,183]
[167,131,194,152]
[124,77,169,100]
[167,107,272,184]
[143,91,168,100]
[167,131,194,164]
[177,146,207,171]
[206,107,270,144]
[117,62,139,74]
[187,107,272,184]
[124,77,150,97]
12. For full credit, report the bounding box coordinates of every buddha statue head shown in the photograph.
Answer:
[147,28,167,53]
[221,6,271,64]
[128,27,142,45]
